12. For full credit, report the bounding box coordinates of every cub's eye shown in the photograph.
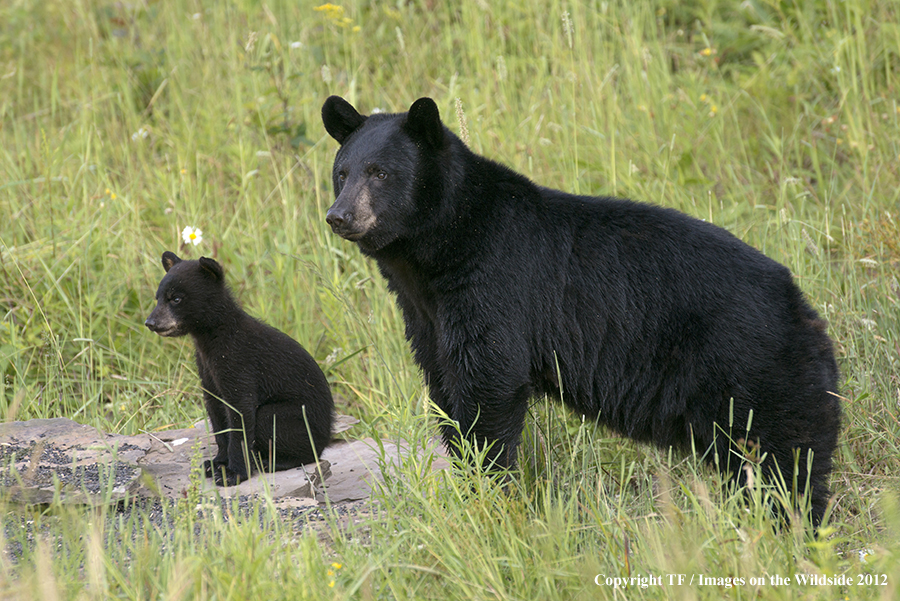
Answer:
[171,296,182,305]
[375,171,387,180]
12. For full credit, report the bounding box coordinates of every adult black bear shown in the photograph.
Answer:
[146,251,333,486]
[321,96,841,526]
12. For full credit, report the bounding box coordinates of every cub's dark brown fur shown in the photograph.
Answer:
[146,251,333,485]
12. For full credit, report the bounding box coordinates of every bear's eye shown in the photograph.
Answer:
[375,171,387,180]
[337,171,346,182]
[171,296,182,305]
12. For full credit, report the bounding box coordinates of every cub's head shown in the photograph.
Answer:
[145,251,227,337]
[321,96,450,252]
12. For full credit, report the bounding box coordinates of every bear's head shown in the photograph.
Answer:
[321,96,450,252]
[145,251,230,337]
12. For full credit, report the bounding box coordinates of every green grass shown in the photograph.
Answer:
[2,0,900,598]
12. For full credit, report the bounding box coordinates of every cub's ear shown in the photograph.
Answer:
[404,97,444,149]
[322,96,367,144]
[161,251,181,272]
[198,257,224,282]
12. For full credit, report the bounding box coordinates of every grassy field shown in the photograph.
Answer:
[2,0,900,598]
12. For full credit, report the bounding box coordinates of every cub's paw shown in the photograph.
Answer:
[203,459,227,479]
[209,464,248,487]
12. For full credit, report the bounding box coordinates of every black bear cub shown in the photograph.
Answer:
[146,251,333,486]
[322,96,842,527]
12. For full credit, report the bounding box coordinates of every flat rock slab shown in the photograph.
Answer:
[133,423,332,501]
[0,418,149,504]
[0,417,448,506]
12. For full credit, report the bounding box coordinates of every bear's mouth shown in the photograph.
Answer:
[153,327,181,337]
[145,322,183,337]
[328,223,367,241]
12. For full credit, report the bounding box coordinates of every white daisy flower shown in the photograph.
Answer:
[181,226,203,246]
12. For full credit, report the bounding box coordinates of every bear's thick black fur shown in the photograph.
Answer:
[146,251,333,486]
[322,96,841,526]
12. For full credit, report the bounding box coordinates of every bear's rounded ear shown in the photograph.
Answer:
[322,96,367,145]
[198,257,224,282]
[161,251,181,272]
[405,97,444,149]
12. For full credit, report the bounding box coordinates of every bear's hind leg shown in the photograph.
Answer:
[722,433,836,530]
[254,400,331,470]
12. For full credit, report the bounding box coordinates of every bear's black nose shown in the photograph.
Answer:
[326,207,350,231]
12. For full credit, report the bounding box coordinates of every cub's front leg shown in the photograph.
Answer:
[200,379,257,486]
[212,391,259,486]
[201,387,232,482]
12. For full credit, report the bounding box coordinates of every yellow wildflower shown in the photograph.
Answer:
[315,3,357,30]
[314,3,344,20]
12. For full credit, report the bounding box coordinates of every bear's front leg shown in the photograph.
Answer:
[423,301,534,472]
[433,365,532,472]
[202,386,231,481]
[211,392,258,486]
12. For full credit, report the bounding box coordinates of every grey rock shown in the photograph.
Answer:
[319,437,450,503]
[0,416,448,506]
[0,418,147,504]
